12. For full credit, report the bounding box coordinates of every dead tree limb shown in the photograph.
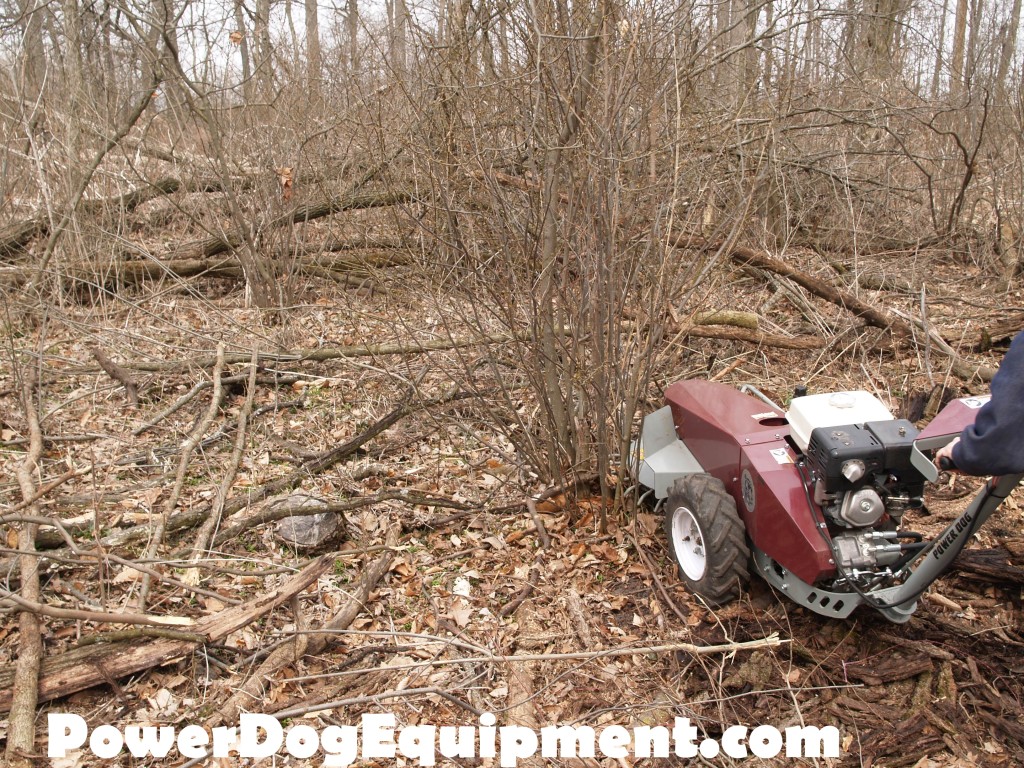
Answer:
[0,176,184,258]
[0,586,196,626]
[218,387,475,517]
[674,236,997,381]
[5,368,44,768]
[74,330,555,374]
[210,488,474,548]
[137,344,225,610]
[0,554,333,713]
[167,190,417,261]
[1,386,475,563]
[87,344,139,407]
[0,252,408,289]
[686,326,823,349]
[186,351,257,578]
[215,527,399,724]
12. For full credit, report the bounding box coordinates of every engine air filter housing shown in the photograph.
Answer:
[786,391,895,451]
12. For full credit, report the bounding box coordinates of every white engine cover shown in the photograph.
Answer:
[786,391,895,451]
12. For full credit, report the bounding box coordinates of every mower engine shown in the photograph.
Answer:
[632,380,1022,623]
[789,392,925,578]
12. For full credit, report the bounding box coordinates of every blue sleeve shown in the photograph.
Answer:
[952,331,1024,476]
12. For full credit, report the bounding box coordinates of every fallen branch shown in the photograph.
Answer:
[22,387,473,558]
[137,344,225,610]
[167,190,417,261]
[131,373,301,437]
[211,488,475,548]
[0,252,408,289]
[6,368,44,768]
[0,587,195,627]
[216,527,399,724]
[217,387,475,517]
[87,344,139,407]
[71,331,554,374]
[686,326,823,349]
[186,350,258,577]
[0,175,184,258]
[0,554,333,713]
[674,236,997,381]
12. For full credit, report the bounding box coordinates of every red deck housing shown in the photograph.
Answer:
[665,380,834,584]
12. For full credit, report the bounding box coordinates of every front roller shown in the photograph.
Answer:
[664,474,751,606]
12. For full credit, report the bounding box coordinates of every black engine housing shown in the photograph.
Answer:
[807,419,923,493]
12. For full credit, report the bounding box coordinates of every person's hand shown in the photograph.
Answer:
[935,437,960,471]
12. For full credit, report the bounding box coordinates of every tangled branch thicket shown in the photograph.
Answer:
[2,0,1024,765]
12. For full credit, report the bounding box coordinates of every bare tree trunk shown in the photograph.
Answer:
[996,0,1022,97]
[347,0,359,70]
[533,0,606,483]
[15,0,46,100]
[254,0,274,99]
[305,0,322,88]
[233,0,254,101]
[965,0,983,87]
[951,0,969,94]
[390,0,409,79]
[933,0,950,97]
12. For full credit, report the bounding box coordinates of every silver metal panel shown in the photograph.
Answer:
[632,405,705,497]
[639,440,705,498]
[640,406,677,455]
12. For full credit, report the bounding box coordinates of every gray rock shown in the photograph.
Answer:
[270,494,344,548]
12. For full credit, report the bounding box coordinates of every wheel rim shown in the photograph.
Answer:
[669,505,707,580]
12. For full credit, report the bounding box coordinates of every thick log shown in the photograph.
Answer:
[952,547,1024,585]
[673,236,998,381]
[842,653,934,685]
[167,190,417,261]
[0,554,332,713]
[686,326,822,349]
[0,252,408,289]
[0,176,190,257]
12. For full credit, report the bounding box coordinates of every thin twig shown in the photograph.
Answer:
[0,587,195,627]
[525,498,551,550]
[137,343,226,610]
[186,349,258,578]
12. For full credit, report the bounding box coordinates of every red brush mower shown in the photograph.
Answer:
[631,381,1023,623]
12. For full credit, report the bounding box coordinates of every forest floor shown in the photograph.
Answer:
[1,243,1022,768]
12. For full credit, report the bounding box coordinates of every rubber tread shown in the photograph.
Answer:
[664,473,751,606]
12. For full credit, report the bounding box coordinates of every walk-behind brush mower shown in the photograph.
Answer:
[632,381,1023,623]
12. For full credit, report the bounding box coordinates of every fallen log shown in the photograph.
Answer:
[0,252,407,289]
[167,189,417,261]
[215,528,399,724]
[672,236,998,381]
[0,554,332,713]
[842,653,934,685]
[686,326,823,349]
[66,329,558,374]
[951,548,1024,585]
[0,176,187,258]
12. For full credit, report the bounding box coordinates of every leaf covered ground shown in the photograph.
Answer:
[1,250,1023,768]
